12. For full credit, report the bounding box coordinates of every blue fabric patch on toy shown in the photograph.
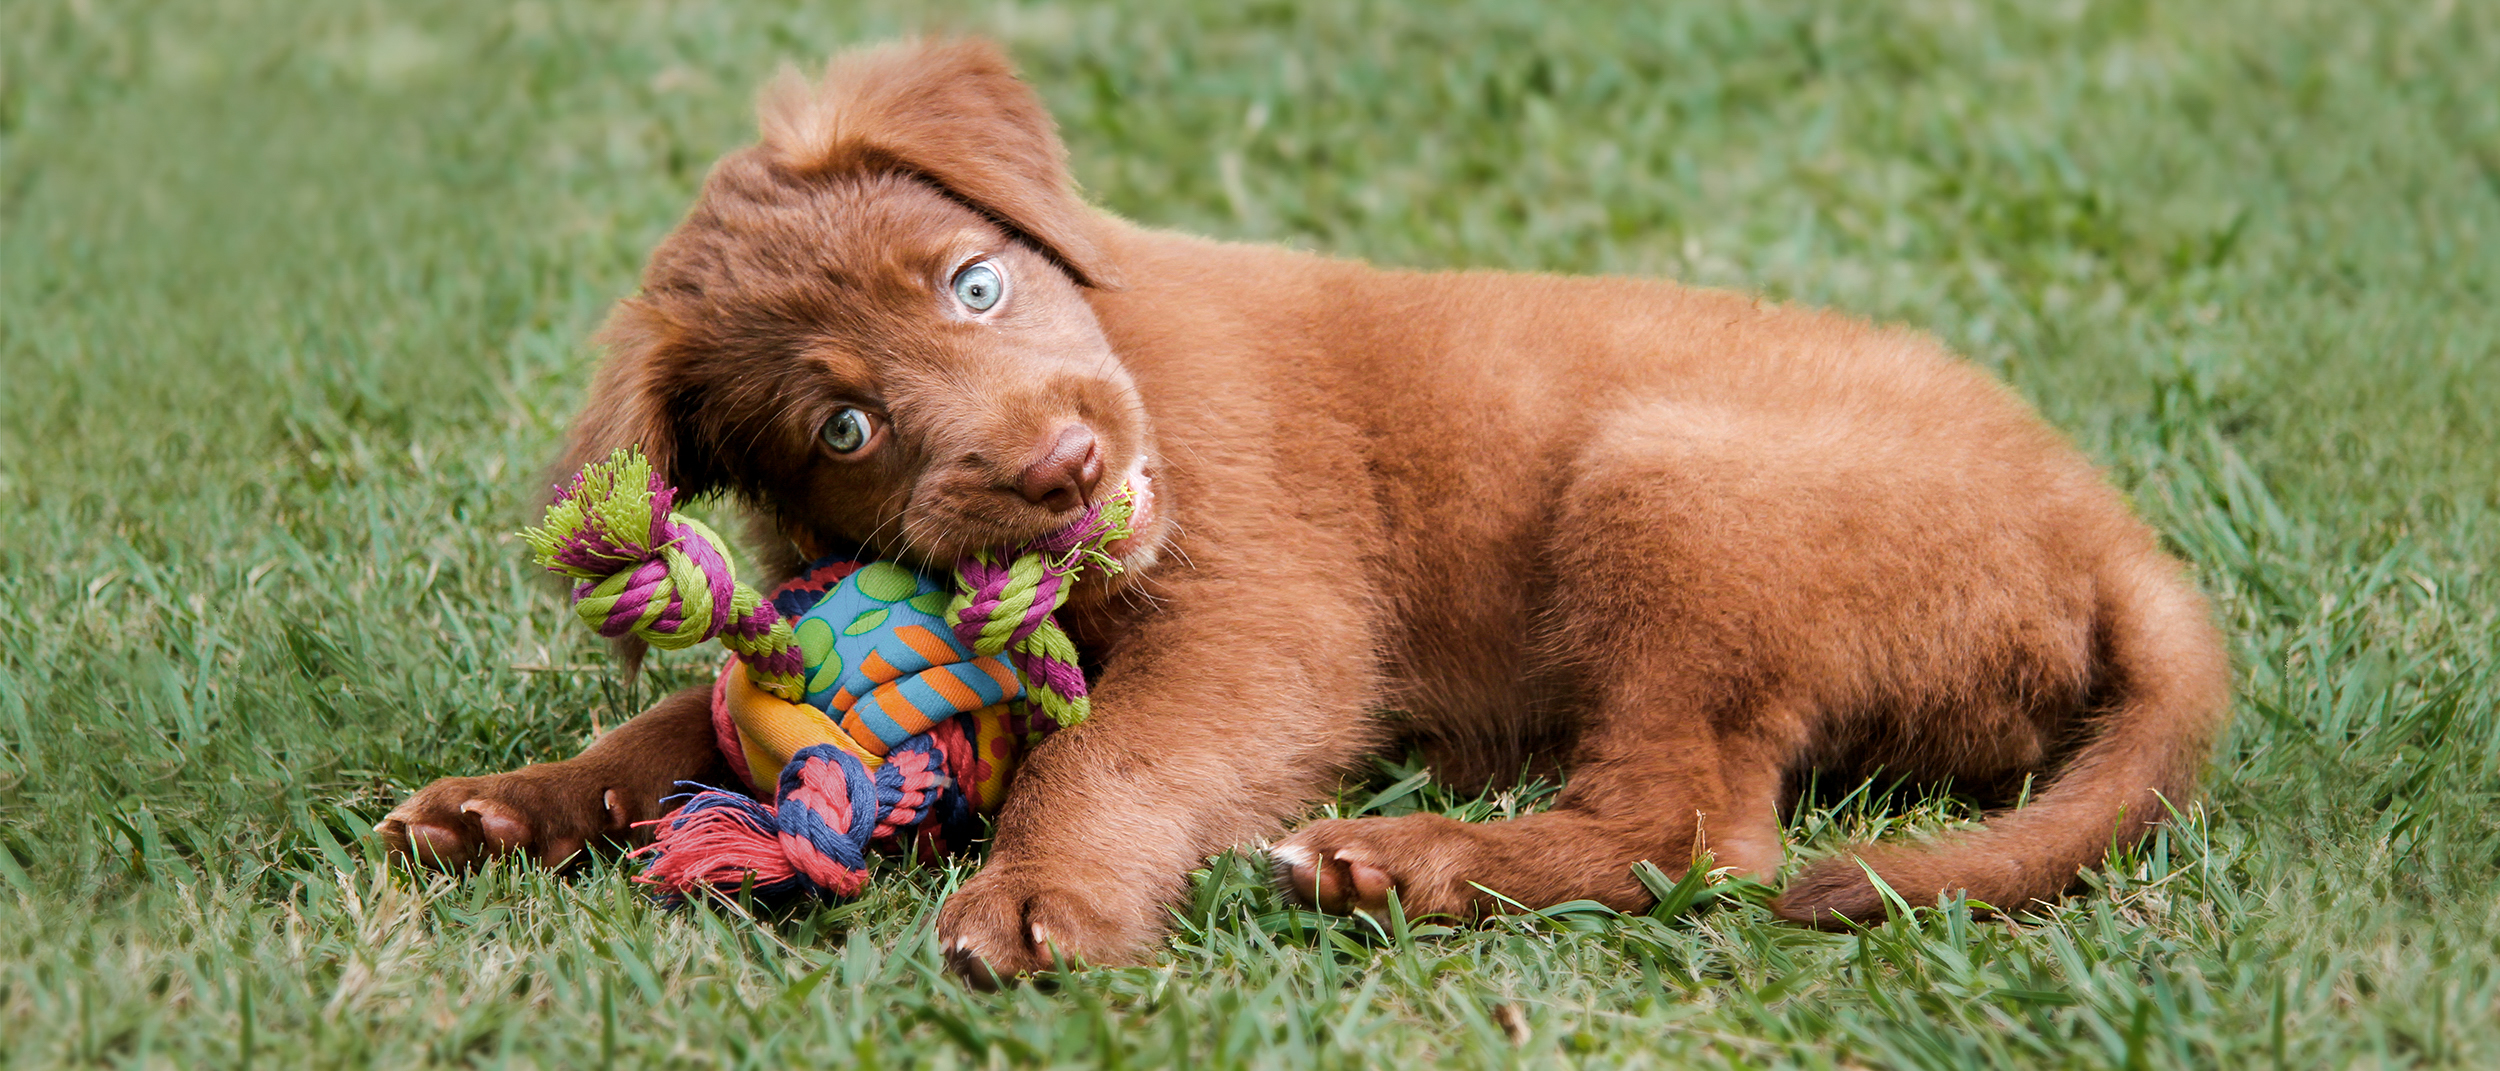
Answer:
[783,559,1025,754]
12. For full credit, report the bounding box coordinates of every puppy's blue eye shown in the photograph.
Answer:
[822,407,873,454]
[952,261,1003,312]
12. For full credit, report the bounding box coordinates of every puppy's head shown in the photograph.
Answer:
[561,40,1161,575]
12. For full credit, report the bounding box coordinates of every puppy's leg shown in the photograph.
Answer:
[377,684,735,869]
[1273,675,1791,919]
[1276,415,1815,919]
[936,570,1383,987]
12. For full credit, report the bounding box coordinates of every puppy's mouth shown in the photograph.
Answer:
[1099,464,1159,565]
[881,459,1164,572]
[1031,460,1158,570]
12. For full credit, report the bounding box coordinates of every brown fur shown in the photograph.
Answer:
[378,39,2231,984]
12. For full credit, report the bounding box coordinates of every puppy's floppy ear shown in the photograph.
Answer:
[757,38,1120,289]
[546,298,719,502]
[545,298,716,681]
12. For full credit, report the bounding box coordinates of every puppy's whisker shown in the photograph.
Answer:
[855,482,919,554]
[861,501,916,560]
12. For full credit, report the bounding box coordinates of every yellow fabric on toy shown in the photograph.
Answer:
[962,704,1019,811]
[721,659,1024,812]
[724,665,884,776]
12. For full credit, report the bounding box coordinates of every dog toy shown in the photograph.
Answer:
[522,448,1136,900]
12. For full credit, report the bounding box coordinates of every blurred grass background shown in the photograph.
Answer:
[3,0,2496,1066]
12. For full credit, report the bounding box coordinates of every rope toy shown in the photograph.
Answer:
[521,448,1137,900]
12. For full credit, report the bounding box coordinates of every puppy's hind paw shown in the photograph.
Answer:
[1266,838,1397,916]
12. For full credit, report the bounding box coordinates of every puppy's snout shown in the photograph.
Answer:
[1017,424,1103,513]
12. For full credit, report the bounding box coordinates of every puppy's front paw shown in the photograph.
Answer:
[935,865,1164,989]
[1271,814,1479,919]
[375,765,647,870]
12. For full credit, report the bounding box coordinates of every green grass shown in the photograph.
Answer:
[4,0,2496,1066]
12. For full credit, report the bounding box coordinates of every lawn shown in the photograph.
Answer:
[3,0,2496,1066]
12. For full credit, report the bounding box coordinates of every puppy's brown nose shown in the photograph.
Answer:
[1018,424,1103,512]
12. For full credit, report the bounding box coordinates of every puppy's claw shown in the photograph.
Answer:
[1267,843,1317,900]
[1268,843,1315,873]
[946,938,1008,992]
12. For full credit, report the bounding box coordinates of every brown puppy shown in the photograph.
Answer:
[379,39,2230,985]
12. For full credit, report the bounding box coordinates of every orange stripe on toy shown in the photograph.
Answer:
[837,713,893,757]
[858,649,902,686]
[864,680,938,734]
[973,656,1020,694]
[922,665,987,712]
[840,698,934,754]
[893,625,959,667]
[837,715,870,755]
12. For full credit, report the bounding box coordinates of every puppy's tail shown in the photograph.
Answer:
[1772,553,2230,926]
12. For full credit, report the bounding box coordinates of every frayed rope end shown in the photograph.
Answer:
[633,789,807,901]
